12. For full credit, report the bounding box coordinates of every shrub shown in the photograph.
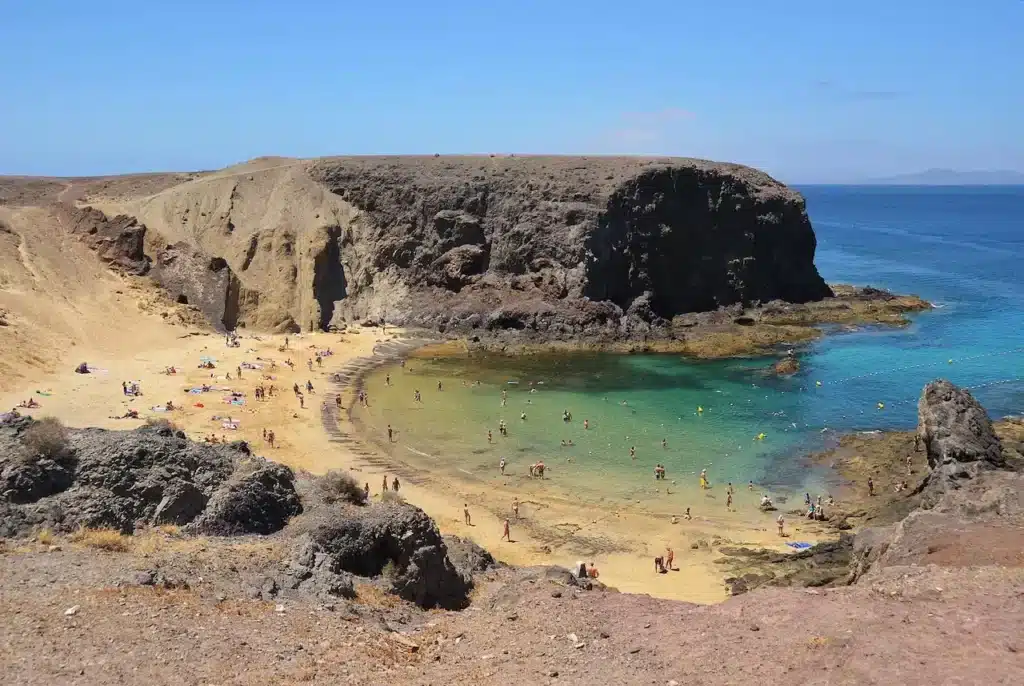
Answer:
[316,470,367,505]
[22,417,70,460]
[36,529,54,545]
[144,417,177,431]
[69,528,131,552]
[381,560,398,580]
[381,490,405,505]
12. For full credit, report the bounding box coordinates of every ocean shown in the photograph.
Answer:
[355,186,1024,502]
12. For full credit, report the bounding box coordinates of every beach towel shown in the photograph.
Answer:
[230,399,245,406]
[221,422,239,430]
[35,390,52,397]
[786,542,813,550]
[150,406,168,413]
[194,402,204,408]
[200,356,217,363]
[86,366,109,373]
[189,388,204,394]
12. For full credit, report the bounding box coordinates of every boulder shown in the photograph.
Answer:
[442,534,501,576]
[772,357,800,375]
[918,380,1005,503]
[287,503,472,609]
[190,464,302,535]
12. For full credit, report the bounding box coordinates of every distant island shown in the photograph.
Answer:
[862,168,1024,185]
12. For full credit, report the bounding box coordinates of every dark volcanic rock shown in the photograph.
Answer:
[308,156,833,338]
[189,463,302,535]
[443,534,502,576]
[54,204,151,275]
[150,243,245,331]
[288,503,472,609]
[918,379,1005,503]
[0,420,299,537]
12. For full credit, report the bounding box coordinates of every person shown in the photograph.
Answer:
[748,480,754,491]
[726,491,733,510]
[666,547,675,571]
[684,507,691,520]
[654,556,666,574]
[577,561,588,578]
[630,446,636,460]
[867,477,875,496]
[387,425,394,442]
[299,394,305,409]
[499,458,506,475]
[293,382,300,396]
[777,514,785,536]
[512,497,519,519]
[587,563,599,579]
[487,430,493,444]
[382,476,388,494]
[122,381,128,396]
[237,365,242,379]
[662,438,667,449]
[520,412,526,421]
[727,482,734,495]
[392,476,400,492]
[502,519,511,541]
[584,419,589,430]
[335,395,342,409]
[385,374,391,386]
[262,428,267,440]
[907,453,914,474]
[804,492,811,507]
[306,380,314,394]
[437,380,443,391]
[414,390,422,402]
[307,359,313,372]
[267,430,275,448]
[363,482,370,500]
[316,356,322,368]
[463,504,472,526]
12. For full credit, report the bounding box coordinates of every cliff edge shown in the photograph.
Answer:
[77,156,832,336]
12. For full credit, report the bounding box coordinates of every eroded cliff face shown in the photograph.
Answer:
[309,156,831,337]
[73,156,832,337]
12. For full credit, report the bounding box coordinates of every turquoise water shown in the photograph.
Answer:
[357,186,1024,500]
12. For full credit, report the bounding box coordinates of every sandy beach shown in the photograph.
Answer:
[2,318,835,603]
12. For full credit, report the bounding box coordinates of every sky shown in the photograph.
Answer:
[1,1,1021,182]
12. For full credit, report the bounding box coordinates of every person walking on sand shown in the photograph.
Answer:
[502,518,511,541]
[666,547,674,571]
[363,482,370,500]
[382,475,389,494]
[726,491,733,510]
[267,430,275,448]
[386,374,391,386]
[512,497,520,519]
[463,504,472,526]
[387,424,394,442]
[392,477,400,492]
[299,394,305,409]
[867,477,875,496]
[437,380,443,392]
[777,513,785,536]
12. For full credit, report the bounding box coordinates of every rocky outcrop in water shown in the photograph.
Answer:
[916,379,1005,504]
[0,418,300,536]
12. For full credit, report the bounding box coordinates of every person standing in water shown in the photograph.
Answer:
[499,457,506,475]
[437,380,443,392]
[777,513,785,536]
[392,477,400,492]
[630,446,636,460]
[382,475,388,494]
[487,429,493,444]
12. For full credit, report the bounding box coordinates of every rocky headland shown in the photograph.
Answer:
[5,156,928,352]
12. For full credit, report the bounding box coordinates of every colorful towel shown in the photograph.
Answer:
[786,542,813,550]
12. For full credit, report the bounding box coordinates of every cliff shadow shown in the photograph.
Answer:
[312,225,348,330]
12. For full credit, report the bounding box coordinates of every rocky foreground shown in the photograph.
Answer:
[1,379,1022,684]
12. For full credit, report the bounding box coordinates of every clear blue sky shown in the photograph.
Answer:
[2,0,1021,182]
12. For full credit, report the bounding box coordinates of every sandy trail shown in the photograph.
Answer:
[2,318,828,602]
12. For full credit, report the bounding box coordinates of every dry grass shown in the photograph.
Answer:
[353,582,403,609]
[380,491,405,505]
[69,527,132,552]
[144,416,178,431]
[36,529,54,545]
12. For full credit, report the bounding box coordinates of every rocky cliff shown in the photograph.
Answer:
[78,156,832,337]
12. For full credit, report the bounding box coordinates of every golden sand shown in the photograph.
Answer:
[2,319,831,603]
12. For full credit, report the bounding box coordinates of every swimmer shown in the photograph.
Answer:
[662,438,667,449]
[630,446,636,460]
[521,412,527,420]
[584,419,589,430]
